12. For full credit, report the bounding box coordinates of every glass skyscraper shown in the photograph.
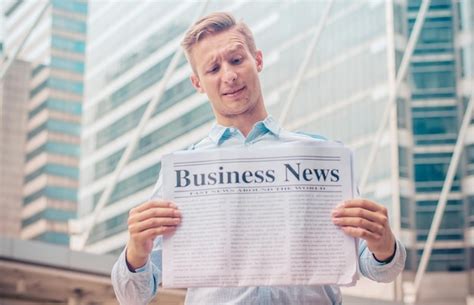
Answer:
[397,0,473,303]
[3,0,88,245]
[404,0,463,275]
[76,0,473,303]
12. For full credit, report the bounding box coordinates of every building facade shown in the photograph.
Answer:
[76,0,472,303]
[391,0,473,303]
[0,59,31,238]
[3,0,88,245]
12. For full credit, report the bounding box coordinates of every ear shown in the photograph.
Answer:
[191,74,205,93]
[255,50,263,72]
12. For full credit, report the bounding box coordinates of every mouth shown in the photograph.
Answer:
[223,86,245,97]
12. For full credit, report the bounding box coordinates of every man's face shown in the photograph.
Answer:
[189,28,264,124]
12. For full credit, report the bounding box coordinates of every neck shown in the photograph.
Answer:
[234,111,268,137]
[217,105,268,137]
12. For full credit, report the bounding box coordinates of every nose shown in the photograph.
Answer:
[222,65,237,84]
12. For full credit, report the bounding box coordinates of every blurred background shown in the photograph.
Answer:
[0,0,473,304]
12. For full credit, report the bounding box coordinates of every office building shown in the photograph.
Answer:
[3,0,88,245]
[395,1,472,303]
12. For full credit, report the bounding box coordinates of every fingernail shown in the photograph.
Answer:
[332,209,340,216]
[174,210,181,216]
[170,203,177,208]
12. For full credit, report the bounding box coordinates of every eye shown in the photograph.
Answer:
[207,65,219,74]
[232,57,242,64]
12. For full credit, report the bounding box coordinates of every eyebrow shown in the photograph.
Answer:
[205,56,218,68]
[226,44,245,53]
[202,44,246,69]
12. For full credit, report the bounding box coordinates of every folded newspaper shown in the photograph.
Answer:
[162,141,359,288]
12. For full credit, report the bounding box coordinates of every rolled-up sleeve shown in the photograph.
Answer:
[111,174,165,304]
[358,239,406,283]
[111,237,163,305]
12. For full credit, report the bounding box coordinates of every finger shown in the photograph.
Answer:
[340,226,382,241]
[136,225,178,240]
[332,207,388,225]
[132,200,176,214]
[332,217,384,235]
[340,199,387,214]
[130,207,181,223]
[130,217,181,233]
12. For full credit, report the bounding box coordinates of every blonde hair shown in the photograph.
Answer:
[181,12,257,71]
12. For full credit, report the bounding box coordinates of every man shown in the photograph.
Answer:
[111,12,406,305]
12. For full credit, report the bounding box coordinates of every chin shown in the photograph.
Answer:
[228,106,256,118]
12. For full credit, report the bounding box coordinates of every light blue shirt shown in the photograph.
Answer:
[111,116,406,305]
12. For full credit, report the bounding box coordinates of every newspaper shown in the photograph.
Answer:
[161,142,358,288]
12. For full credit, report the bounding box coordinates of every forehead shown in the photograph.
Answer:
[191,29,249,65]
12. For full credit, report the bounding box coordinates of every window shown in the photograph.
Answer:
[413,116,457,135]
[30,79,48,98]
[467,145,474,176]
[400,196,413,229]
[393,3,405,35]
[25,163,78,183]
[418,27,452,44]
[51,56,85,73]
[94,102,213,180]
[32,64,47,77]
[27,119,80,139]
[405,249,415,271]
[26,141,80,161]
[29,102,47,119]
[414,156,461,193]
[416,210,464,230]
[29,99,81,119]
[397,98,409,129]
[408,0,451,11]
[52,35,85,53]
[412,71,455,89]
[22,208,76,227]
[52,14,86,33]
[33,232,70,245]
[95,78,196,149]
[94,150,123,180]
[107,163,161,206]
[468,196,474,217]
[95,104,147,149]
[23,186,77,205]
[88,212,128,244]
[49,77,83,95]
[399,146,410,178]
[52,0,88,14]
[94,54,173,120]
[49,99,82,114]
[105,23,187,83]
[414,163,456,182]
[408,16,454,55]
[416,248,465,272]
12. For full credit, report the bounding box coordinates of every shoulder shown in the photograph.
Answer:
[186,136,214,151]
[293,131,328,141]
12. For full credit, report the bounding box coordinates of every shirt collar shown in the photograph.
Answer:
[208,115,281,145]
[260,115,281,137]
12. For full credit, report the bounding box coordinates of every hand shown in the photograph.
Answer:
[126,200,181,270]
[331,198,395,261]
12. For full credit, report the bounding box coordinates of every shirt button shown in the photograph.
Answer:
[230,128,236,133]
